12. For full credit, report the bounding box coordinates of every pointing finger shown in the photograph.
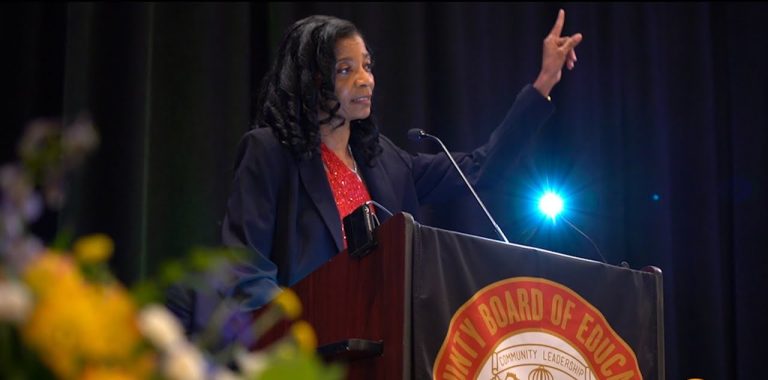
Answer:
[549,9,565,37]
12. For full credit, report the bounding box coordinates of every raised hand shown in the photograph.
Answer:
[533,9,583,98]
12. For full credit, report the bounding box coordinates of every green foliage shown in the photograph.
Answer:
[257,351,345,380]
[0,324,56,380]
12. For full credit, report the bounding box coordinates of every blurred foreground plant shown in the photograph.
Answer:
[0,116,344,379]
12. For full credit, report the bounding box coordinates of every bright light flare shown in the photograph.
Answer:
[538,192,564,220]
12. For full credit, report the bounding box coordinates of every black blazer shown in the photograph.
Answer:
[221,84,553,309]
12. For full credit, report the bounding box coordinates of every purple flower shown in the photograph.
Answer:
[1,235,44,272]
[0,164,42,224]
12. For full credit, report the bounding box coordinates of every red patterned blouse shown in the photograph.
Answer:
[320,143,372,248]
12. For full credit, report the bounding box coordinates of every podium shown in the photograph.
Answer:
[289,213,665,380]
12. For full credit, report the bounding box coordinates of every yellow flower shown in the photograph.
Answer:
[21,252,146,378]
[290,320,317,353]
[78,283,142,361]
[22,278,94,378]
[79,351,156,380]
[73,234,114,264]
[23,250,83,297]
[272,288,302,320]
[80,364,142,380]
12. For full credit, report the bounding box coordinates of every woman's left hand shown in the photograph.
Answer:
[533,9,583,98]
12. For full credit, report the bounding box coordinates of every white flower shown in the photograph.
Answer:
[211,367,242,380]
[234,347,269,378]
[62,115,99,158]
[163,342,206,380]
[138,304,185,351]
[0,280,32,323]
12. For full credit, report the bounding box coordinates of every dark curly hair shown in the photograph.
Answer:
[254,15,382,165]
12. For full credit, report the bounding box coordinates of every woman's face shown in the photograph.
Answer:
[332,34,374,123]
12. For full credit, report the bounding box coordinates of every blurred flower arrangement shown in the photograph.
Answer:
[0,116,343,379]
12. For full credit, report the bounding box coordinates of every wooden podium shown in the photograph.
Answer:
[286,212,665,380]
[290,212,415,379]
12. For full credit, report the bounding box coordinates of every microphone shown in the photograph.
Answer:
[408,128,509,243]
[364,200,393,218]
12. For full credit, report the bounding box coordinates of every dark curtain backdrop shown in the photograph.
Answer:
[2,2,766,379]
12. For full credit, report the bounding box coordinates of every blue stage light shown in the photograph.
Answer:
[539,192,564,220]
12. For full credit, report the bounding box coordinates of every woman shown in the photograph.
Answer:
[221,12,582,310]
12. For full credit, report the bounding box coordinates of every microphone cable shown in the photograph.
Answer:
[559,215,608,264]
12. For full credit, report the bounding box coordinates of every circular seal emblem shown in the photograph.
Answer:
[432,277,642,380]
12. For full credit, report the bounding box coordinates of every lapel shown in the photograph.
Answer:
[355,146,398,224]
[298,154,344,252]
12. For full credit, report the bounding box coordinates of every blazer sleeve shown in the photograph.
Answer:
[401,84,554,204]
[221,130,284,310]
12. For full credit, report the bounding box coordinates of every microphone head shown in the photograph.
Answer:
[407,128,427,141]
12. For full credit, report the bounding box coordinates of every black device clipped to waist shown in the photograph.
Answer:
[343,202,379,258]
